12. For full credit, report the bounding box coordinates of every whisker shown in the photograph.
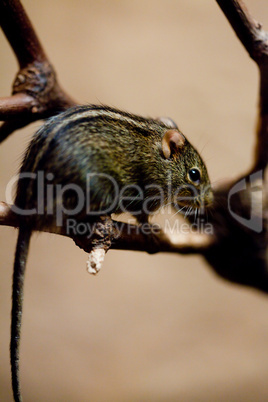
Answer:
[172,205,187,218]
[194,207,198,222]
[185,206,192,218]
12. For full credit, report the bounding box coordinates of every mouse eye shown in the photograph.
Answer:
[188,168,201,184]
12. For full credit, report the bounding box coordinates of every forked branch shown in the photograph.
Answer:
[0,0,76,142]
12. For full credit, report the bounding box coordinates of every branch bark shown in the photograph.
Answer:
[0,202,214,255]
[216,0,268,170]
[216,0,268,62]
[0,0,47,67]
[0,0,77,142]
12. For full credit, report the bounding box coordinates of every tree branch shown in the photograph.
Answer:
[216,0,268,170]
[0,0,77,141]
[0,0,47,68]
[216,0,268,62]
[0,202,214,255]
[0,93,36,119]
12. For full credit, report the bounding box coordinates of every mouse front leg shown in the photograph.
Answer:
[72,215,115,275]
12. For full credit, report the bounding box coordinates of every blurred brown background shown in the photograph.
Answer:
[1,1,268,401]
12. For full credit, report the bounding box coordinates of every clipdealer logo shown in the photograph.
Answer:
[228,170,263,233]
[5,170,264,234]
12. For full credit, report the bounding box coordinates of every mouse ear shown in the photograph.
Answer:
[161,129,185,159]
[157,116,178,129]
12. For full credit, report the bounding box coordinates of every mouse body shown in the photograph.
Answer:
[10,104,213,401]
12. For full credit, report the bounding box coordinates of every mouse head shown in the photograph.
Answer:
[161,129,213,211]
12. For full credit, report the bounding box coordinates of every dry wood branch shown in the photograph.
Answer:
[216,0,268,62]
[0,0,77,142]
[0,93,35,119]
[0,0,47,67]
[216,0,268,170]
[255,66,268,170]
[0,202,214,255]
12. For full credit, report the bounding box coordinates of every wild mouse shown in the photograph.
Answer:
[10,104,213,401]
